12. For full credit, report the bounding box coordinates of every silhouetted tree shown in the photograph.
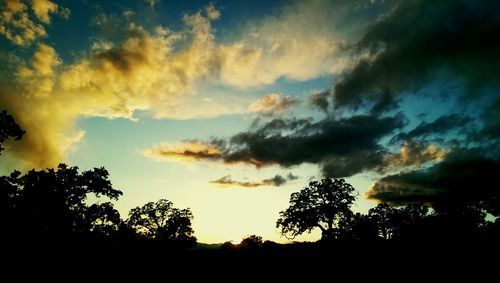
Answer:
[369,203,398,239]
[276,178,357,240]
[127,199,196,246]
[398,203,429,239]
[239,235,263,248]
[0,171,22,239]
[1,164,122,241]
[345,212,379,241]
[0,110,24,154]
[431,201,486,240]
[82,202,122,237]
[369,203,430,240]
[220,241,236,250]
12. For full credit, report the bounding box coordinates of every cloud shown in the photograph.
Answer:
[32,43,60,75]
[32,0,58,24]
[210,174,289,188]
[15,43,61,97]
[287,173,299,181]
[331,0,500,112]
[205,3,220,20]
[392,114,472,143]
[479,98,500,141]
[0,7,226,169]
[212,0,382,87]
[0,0,68,46]
[248,93,296,116]
[383,141,447,170]
[0,1,393,169]
[308,90,330,113]
[221,114,405,177]
[365,148,500,205]
[143,0,160,8]
[146,114,406,177]
[142,141,223,163]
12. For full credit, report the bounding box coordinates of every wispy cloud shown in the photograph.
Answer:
[142,141,223,163]
[210,174,294,188]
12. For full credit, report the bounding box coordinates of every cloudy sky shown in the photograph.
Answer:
[1,0,499,243]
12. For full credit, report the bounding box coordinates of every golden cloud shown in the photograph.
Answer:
[142,141,223,163]
[2,14,218,169]
[248,93,296,115]
[384,141,447,170]
[0,0,68,46]
[214,0,346,87]
[2,2,347,169]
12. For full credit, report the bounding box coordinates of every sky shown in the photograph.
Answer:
[1,0,499,243]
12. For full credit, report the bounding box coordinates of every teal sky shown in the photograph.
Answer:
[2,0,497,243]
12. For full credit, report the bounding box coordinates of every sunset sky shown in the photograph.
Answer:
[1,0,499,243]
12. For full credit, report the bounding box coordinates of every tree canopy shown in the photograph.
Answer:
[276,178,357,240]
[1,164,122,241]
[0,110,24,154]
[127,199,196,245]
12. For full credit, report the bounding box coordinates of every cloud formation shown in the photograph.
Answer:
[392,114,472,143]
[331,0,500,112]
[0,0,68,46]
[142,141,223,163]
[308,90,330,113]
[384,141,447,170]
[366,148,500,205]
[248,93,296,116]
[2,1,380,169]
[210,174,292,188]
[212,0,393,87]
[145,114,406,177]
[2,8,221,168]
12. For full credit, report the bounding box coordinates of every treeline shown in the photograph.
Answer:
[274,178,500,243]
[1,164,196,247]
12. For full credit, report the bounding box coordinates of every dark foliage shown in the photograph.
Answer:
[0,164,122,242]
[127,199,197,247]
[276,178,356,240]
[0,110,25,154]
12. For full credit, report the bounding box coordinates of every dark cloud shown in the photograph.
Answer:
[392,114,472,143]
[308,91,330,112]
[366,148,500,205]
[286,173,299,181]
[94,38,148,74]
[211,114,406,177]
[153,114,405,177]
[479,98,500,140]
[333,0,500,112]
[210,174,289,188]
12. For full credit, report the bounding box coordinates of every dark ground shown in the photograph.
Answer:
[3,240,498,279]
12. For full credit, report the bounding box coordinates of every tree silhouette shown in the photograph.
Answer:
[240,235,263,248]
[0,110,25,154]
[1,164,122,241]
[368,203,398,240]
[276,178,357,240]
[369,202,430,240]
[345,212,379,241]
[127,199,196,245]
[81,202,122,237]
